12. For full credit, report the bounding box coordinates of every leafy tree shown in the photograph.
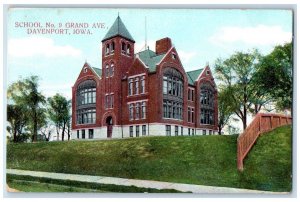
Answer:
[215,50,261,130]
[7,76,46,142]
[253,42,292,111]
[47,94,70,141]
[7,104,29,142]
[217,88,237,135]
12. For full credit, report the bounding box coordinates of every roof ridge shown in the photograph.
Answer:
[186,72,194,82]
[186,68,203,73]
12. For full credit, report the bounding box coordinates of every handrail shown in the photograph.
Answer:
[237,113,292,171]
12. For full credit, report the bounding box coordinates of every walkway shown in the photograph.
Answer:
[6,169,287,194]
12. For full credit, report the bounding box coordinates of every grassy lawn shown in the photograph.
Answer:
[7,125,292,192]
[6,174,183,193]
[7,179,106,193]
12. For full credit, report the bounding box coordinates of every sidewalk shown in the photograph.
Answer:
[6,169,288,194]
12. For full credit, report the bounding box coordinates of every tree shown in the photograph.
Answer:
[47,94,70,141]
[253,42,292,111]
[215,50,261,130]
[7,76,46,142]
[217,88,237,135]
[7,104,29,142]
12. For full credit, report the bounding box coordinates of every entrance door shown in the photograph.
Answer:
[106,116,113,138]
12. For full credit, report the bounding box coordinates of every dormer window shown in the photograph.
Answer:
[206,70,210,75]
[172,53,177,60]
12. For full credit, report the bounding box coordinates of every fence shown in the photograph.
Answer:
[237,113,292,171]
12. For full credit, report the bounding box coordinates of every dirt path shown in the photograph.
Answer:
[6,184,21,192]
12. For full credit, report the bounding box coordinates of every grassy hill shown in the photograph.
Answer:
[7,125,292,192]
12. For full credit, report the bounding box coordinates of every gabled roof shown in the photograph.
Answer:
[102,16,135,42]
[136,49,166,72]
[92,67,102,77]
[186,68,204,85]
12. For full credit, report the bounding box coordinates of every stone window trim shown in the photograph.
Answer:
[127,100,148,121]
[127,74,147,97]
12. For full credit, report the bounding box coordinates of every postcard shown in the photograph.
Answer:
[5,7,293,195]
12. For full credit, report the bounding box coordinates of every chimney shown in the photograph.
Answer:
[155,37,172,55]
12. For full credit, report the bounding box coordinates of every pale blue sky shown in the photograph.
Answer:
[7,8,293,98]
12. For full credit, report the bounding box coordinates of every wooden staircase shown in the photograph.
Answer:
[237,113,292,171]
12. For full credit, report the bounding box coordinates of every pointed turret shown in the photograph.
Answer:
[102,16,135,42]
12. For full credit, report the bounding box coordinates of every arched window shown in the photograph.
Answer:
[105,44,110,55]
[162,67,183,120]
[127,44,131,55]
[105,64,109,78]
[200,83,215,125]
[110,63,114,77]
[76,80,96,124]
[121,42,126,53]
[110,42,115,53]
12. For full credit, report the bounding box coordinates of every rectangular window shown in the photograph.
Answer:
[105,95,109,109]
[141,102,146,119]
[129,104,134,120]
[188,89,191,100]
[141,76,145,94]
[201,108,214,125]
[192,129,195,136]
[203,130,206,135]
[82,130,85,139]
[128,79,133,96]
[106,66,109,77]
[191,90,194,101]
[136,125,140,137]
[181,127,183,136]
[163,77,168,94]
[209,130,212,135]
[163,100,183,120]
[188,128,190,136]
[76,108,96,124]
[89,129,94,139]
[135,78,139,95]
[142,125,146,136]
[105,94,113,109]
[130,126,133,137]
[188,107,191,122]
[191,108,194,123]
[135,103,140,120]
[77,130,79,139]
[166,125,171,136]
[175,126,178,136]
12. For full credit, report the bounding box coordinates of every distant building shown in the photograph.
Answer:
[71,16,218,139]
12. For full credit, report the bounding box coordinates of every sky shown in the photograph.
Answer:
[6,8,293,99]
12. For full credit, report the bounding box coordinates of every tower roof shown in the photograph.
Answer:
[102,16,135,42]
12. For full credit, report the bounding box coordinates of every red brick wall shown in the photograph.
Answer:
[71,63,102,130]
[72,37,218,132]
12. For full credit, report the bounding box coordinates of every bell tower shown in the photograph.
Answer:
[101,16,135,126]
